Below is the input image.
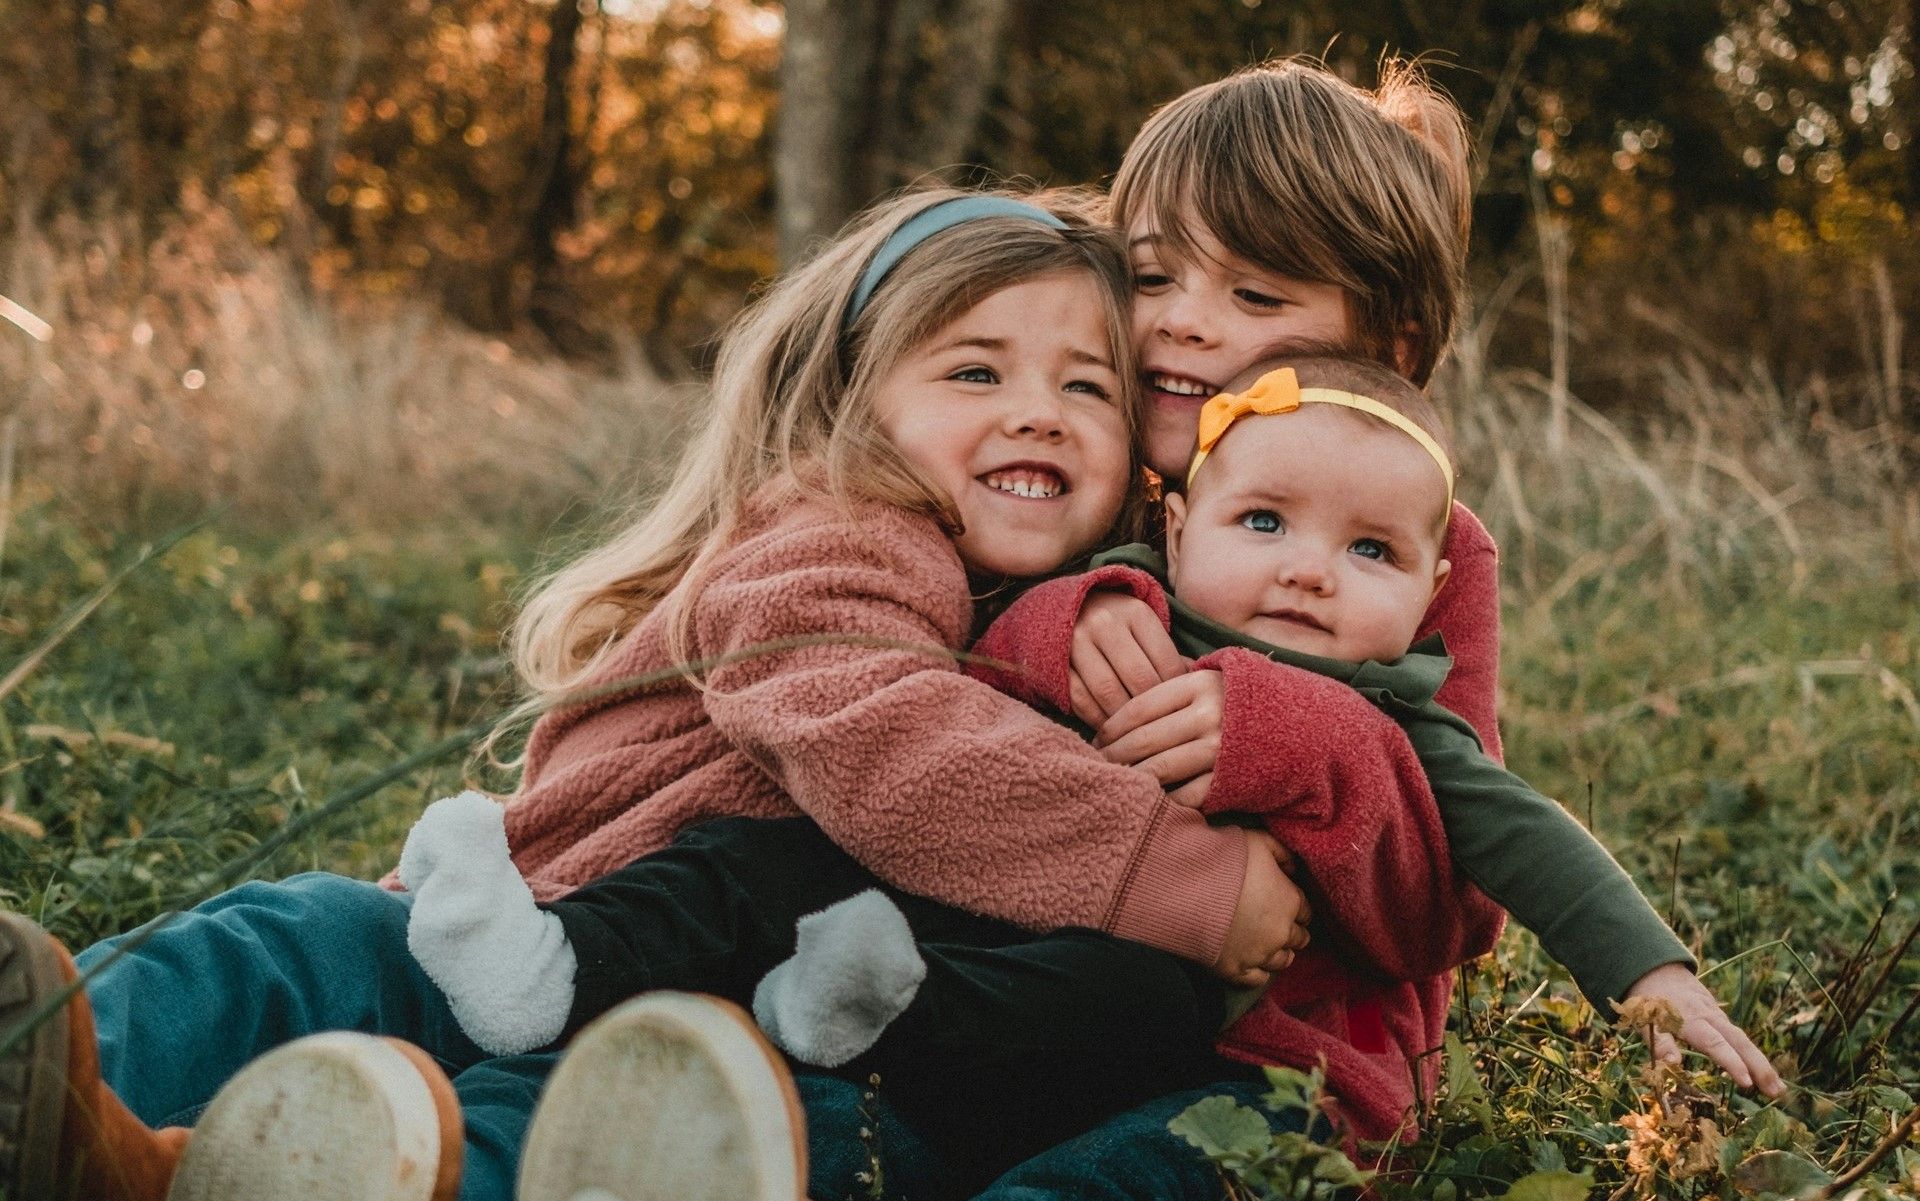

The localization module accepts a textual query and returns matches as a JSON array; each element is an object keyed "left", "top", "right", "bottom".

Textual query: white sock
[
  {"left": 752, "top": 890, "right": 926, "bottom": 1068},
  {"left": 397, "top": 791, "right": 576, "bottom": 1056}
]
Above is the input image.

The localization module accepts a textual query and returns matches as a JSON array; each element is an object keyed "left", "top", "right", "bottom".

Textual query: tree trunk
[
  {"left": 526, "top": 0, "right": 599, "bottom": 353},
  {"left": 775, "top": 0, "right": 883, "bottom": 264},
  {"left": 775, "top": 0, "right": 1014, "bottom": 266},
  {"left": 900, "top": 0, "right": 1012, "bottom": 174},
  {"left": 72, "top": 0, "right": 128, "bottom": 217}
]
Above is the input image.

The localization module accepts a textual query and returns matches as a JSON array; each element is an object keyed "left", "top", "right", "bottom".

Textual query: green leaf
[
  {"left": 1731, "top": 1150, "right": 1834, "bottom": 1199},
  {"left": 1168, "top": 1095, "right": 1271, "bottom": 1161},
  {"left": 1500, "top": 1169, "right": 1595, "bottom": 1201},
  {"left": 1260, "top": 1064, "right": 1319, "bottom": 1115},
  {"left": 1529, "top": 1139, "right": 1569, "bottom": 1174}
]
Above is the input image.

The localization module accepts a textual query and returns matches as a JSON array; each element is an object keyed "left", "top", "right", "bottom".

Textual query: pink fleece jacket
[
  {"left": 487, "top": 492, "right": 1248, "bottom": 965},
  {"left": 968, "top": 502, "right": 1509, "bottom": 1142}
]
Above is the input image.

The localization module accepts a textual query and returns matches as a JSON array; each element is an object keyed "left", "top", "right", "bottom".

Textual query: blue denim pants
[
  {"left": 76, "top": 872, "right": 1301, "bottom": 1201},
  {"left": 76, "top": 872, "right": 550, "bottom": 1201},
  {"left": 801, "top": 1073, "right": 1307, "bottom": 1201}
]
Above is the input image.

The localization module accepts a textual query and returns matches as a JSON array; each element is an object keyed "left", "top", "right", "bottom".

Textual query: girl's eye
[
  {"left": 1065, "top": 379, "right": 1112, "bottom": 400},
  {"left": 950, "top": 366, "right": 998, "bottom": 384},
  {"left": 1350, "top": 538, "right": 1394, "bottom": 563},
  {"left": 1133, "top": 272, "right": 1173, "bottom": 290},
  {"left": 1239, "top": 510, "right": 1283, "bottom": 534},
  {"left": 1234, "top": 288, "right": 1287, "bottom": 310}
]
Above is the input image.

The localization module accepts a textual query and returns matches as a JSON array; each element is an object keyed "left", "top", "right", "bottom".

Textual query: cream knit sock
[
  {"left": 397, "top": 792, "right": 576, "bottom": 1056},
  {"left": 752, "top": 890, "right": 926, "bottom": 1068}
]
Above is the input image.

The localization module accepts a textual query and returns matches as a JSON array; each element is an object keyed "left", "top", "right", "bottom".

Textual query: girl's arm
[
  {"left": 1194, "top": 647, "right": 1507, "bottom": 980},
  {"left": 690, "top": 501, "right": 1246, "bottom": 967}
]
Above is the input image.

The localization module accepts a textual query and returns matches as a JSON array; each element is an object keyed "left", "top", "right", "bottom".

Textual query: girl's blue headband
[{"left": 841, "top": 196, "right": 1069, "bottom": 332}]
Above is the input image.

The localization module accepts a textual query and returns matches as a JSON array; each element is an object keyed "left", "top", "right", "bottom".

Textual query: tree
[{"left": 774, "top": 0, "right": 1012, "bottom": 264}]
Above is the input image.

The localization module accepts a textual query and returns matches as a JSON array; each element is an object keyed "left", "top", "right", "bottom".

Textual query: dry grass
[{"left": 0, "top": 204, "right": 694, "bottom": 529}]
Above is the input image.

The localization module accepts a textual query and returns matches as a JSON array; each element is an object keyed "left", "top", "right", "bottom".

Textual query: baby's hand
[
  {"left": 1097, "top": 669, "right": 1224, "bottom": 806},
  {"left": 1622, "top": 962, "right": 1785, "bottom": 1096},
  {"left": 1069, "top": 591, "right": 1185, "bottom": 726},
  {"left": 1212, "top": 830, "right": 1310, "bottom": 988}
]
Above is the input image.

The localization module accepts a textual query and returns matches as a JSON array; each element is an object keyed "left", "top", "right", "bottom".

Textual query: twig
[{"left": 1815, "top": 1105, "right": 1920, "bottom": 1198}]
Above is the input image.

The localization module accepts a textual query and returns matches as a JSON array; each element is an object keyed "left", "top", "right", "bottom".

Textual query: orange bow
[{"left": 1188, "top": 368, "right": 1303, "bottom": 485}]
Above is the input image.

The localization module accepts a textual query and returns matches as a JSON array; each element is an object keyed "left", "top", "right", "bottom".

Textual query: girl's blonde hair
[
  {"left": 1111, "top": 56, "right": 1471, "bottom": 386},
  {"left": 511, "top": 186, "right": 1141, "bottom": 705}
]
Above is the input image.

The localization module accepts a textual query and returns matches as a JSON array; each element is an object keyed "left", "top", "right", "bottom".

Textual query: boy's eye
[
  {"left": 1234, "top": 288, "right": 1286, "bottom": 310},
  {"left": 1350, "top": 538, "right": 1394, "bottom": 563},
  {"left": 1133, "top": 272, "right": 1173, "bottom": 290},
  {"left": 949, "top": 366, "right": 998, "bottom": 384},
  {"left": 1239, "top": 510, "right": 1283, "bottom": 534}
]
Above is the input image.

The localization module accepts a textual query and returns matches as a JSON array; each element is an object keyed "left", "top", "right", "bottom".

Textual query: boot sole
[
  {"left": 518, "top": 992, "right": 807, "bottom": 1201},
  {"left": 0, "top": 912, "right": 71, "bottom": 1201},
  {"left": 165, "top": 1032, "right": 461, "bottom": 1201}
]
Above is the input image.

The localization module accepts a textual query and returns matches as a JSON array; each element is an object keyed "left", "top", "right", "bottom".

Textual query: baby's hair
[
  {"left": 1111, "top": 56, "right": 1470, "bottom": 386},
  {"left": 510, "top": 186, "right": 1142, "bottom": 705}
]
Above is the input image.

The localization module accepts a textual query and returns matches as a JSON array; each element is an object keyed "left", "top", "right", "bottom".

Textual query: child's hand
[
  {"left": 1069, "top": 591, "right": 1186, "bottom": 726},
  {"left": 1096, "top": 670, "right": 1225, "bottom": 806},
  {"left": 1623, "top": 962, "right": 1786, "bottom": 1096},
  {"left": 1213, "top": 830, "right": 1311, "bottom": 987}
]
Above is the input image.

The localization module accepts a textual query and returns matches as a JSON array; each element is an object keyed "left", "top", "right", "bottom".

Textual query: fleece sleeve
[
  {"left": 690, "top": 507, "right": 1245, "bottom": 966},
  {"left": 967, "top": 565, "right": 1169, "bottom": 713},
  {"left": 1195, "top": 647, "right": 1509, "bottom": 982}
]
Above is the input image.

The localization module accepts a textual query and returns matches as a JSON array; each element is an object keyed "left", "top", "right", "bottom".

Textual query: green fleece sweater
[{"left": 1094, "top": 544, "right": 1692, "bottom": 1017}]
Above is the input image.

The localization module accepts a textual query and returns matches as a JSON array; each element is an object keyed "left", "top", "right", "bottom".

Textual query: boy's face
[
  {"left": 1129, "top": 211, "right": 1355, "bottom": 478},
  {"left": 1164, "top": 404, "right": 1450, "bottom": 663},
  {"left": 872, "top": 271, "right": 1131, "bottom": 579}
]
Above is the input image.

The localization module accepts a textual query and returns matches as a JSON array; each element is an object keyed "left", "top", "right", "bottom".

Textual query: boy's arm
[
  {"left": 1409, "top": 718, "right": 1782, "bottom": 1094},
  {"left": 1193, "top": 647, "right": 1508, "bottom": 981},
  {"left": 1404, "top": 715, "right": 1693, "bottom": 1017},
  {"left": 692, "top": 507, "right": 1245, "bottom": 968}
]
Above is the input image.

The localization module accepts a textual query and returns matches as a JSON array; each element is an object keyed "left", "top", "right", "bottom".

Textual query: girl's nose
[{"left": 1005, "top": 383, "right": 1069, "bottom": 442}]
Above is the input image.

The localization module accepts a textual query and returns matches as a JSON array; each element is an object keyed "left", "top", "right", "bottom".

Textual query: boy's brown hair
[{"left": 1111, "top": 56, "right": 1471, "bottom": 387}]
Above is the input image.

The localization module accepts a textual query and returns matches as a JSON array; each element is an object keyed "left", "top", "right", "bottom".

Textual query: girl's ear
[
  {"left": 1163, "top": 491, "right": 1189, "bottom": 579},
  {"left": 1429, "top": 556, "right": 1452, "bottom": 602}
]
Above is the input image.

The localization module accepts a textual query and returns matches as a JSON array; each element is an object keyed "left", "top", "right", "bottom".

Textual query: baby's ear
[
  {"left": 1429, "top": 556, "right": 1452, "bottom": 601},
  {"left": 1163, "top": 492, "right": 1189, "bottom": 579}
]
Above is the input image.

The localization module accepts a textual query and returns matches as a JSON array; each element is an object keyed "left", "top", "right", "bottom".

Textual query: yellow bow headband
[{"left": 1186, "top": 367, "right": 1456, "bottom": 511}]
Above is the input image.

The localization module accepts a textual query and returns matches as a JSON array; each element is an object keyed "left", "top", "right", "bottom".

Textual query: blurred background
[
  {"left": 0, "top": 0, "right": 1914, "bottom": 524},
  {"left": 1, "top": 12, "right": 1918, "bottom": 1196}
]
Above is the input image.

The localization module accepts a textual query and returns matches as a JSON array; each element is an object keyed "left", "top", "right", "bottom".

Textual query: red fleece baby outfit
[{"left": 969, "top": 502, "right": 1510, "bottom": 1141}]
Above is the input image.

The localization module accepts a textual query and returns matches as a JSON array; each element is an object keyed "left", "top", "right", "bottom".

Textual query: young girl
[{"left": 0, "top": 186, "right": 1308, "bottom": 1201}]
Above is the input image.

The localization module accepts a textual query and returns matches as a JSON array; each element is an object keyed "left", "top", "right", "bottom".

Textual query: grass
[{"left": 1, "top": 230, "right": 1915, "bottom": 1197}]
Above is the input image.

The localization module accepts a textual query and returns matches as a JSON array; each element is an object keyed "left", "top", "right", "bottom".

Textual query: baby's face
[
  {"left": 1164, "top": 404, "right": 1451, "bottom": 663},
  {"left": 1128, "top": 209, "right": 1355, "bottom": 478}
]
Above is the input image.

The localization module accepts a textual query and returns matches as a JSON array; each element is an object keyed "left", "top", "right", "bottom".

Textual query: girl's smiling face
[
  {"left": 1129, "top": 211, "right": 1355, "bottom": 478},
  {"left": 871, "top": 271, "right": 1132, "bottom": 579}
]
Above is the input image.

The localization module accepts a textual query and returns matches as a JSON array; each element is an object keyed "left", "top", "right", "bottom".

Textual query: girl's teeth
[{"left": 984, "top": 470, "right": 1063, "bottom": 499}]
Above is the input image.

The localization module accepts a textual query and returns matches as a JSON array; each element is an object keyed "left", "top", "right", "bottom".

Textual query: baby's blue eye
[
  {"left": 1240, "top": 510, "right": 1283, "bottom": 534},
  {"left": 950, "top": 366, "right": 997, "bottom": 384},
  {"left": 1350, "top": 538, "right": 1391, "bottom": 562}
]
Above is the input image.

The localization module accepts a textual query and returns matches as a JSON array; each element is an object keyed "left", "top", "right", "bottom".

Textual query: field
[{"left": 1, "top": 233, "right": 1916, "bottom": 1198}]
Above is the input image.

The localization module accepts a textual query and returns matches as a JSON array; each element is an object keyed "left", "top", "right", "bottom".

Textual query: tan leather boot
[{"left": 0, "top": 911, "right": 188, "bottom": 1201}]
